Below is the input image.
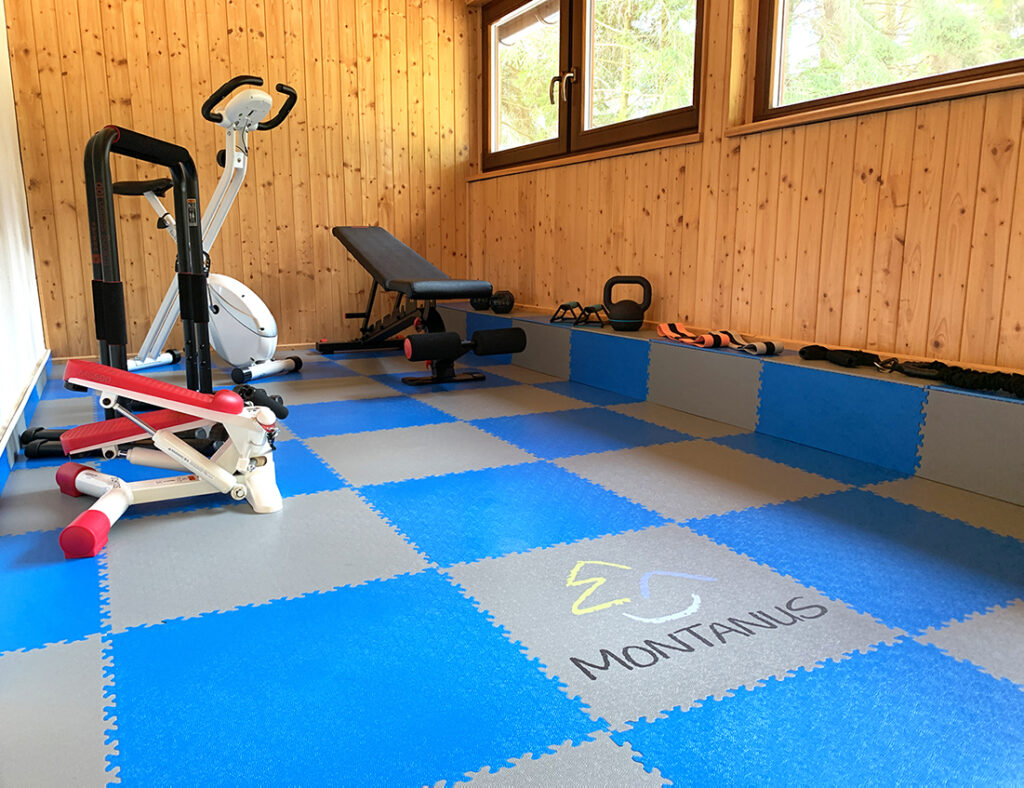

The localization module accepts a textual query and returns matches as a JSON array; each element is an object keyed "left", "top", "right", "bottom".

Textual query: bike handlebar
[
  {"left": 258, "top": 84, "right": 298, "bottom": 130},
  {"left": 201, "top": 75, "right": 298, "bottom": 130},
  {"left": 201, "top": 75, "right": 264, "bottom": 123}
]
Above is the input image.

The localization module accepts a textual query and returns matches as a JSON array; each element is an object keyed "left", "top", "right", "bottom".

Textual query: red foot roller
[{"left": 60, "top": 510, "right": 111, "bottom": 559}]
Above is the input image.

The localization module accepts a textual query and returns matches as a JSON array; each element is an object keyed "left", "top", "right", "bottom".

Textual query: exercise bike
[{"left": 120, "top": 74, "right": 301, "bottom": 384}]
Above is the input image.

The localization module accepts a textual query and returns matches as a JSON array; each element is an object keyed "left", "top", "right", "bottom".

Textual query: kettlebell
[{"left": 603, "top": 275, "right": 652, "bottom": 331}]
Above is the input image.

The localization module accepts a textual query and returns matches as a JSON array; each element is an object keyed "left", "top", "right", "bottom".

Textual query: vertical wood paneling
[{"left": 6, "top": 0, "right": 476, "bottom": 357}]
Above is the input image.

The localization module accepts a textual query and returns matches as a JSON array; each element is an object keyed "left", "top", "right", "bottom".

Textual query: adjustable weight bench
[{"left": 315, "top": 226, "right": 493, "bottom": 354}]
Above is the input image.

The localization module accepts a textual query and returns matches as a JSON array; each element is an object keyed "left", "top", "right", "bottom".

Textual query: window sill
[
  {"left": 468, "top": 131, "right": 703, "bottom": 182},
  {"left": 727, "top": 71, "right": 1024, "bottom": 138}
]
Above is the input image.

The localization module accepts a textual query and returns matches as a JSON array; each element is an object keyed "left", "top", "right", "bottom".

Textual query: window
[
  {"left": 755, "top": 0, "right": 1024, "bottom": 118},
  {"left": 482, "top": 0, "right": 704, "bottom": 170}
]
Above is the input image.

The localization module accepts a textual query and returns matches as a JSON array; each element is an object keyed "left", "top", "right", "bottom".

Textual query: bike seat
[{"left": 112, "top": 177, "right": 173, "bottom": 197}]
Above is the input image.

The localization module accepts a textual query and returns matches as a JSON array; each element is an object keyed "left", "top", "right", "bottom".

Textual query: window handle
[
  {"left": 549, "top": 69, "right": 577, "bottom": 105},
  {"left": 560, "top": 68, "right": 577, "bottom": 102},
  {"left": 549, "top": 74, "right": 562, "bottom": 105}
]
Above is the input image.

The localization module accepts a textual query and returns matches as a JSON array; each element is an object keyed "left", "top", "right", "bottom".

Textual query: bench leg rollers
[{"left": 402, "top": 327, "right": 526, "bottom": 386}]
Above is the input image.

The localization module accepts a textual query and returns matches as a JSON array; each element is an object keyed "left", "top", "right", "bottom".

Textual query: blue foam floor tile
[
  {"left": 685, "top": 489, "right": 1024, "bottom": 634},
  {"left": 359, "top": 461, "right": 668, "bottom": 565},
  {"left": 280, "top": 395, "right": 455, "bottom": 438},
  {"left": 757, "top": 363, "right": 926, "bottom": 474},
  {"left": 370, "top": 370, "right": 520, "bottom": 394},
  {"left": 570, "top": 331, "right": 650, "bottom": 401},
  {"left": 714, "top": 432, "right": 907, "bottom": 486},
  {"left": 472, "top": 408, "right": 688, "bottom": 460},
  {"left": 109, "top": 571, "right": 597, "bottom": 785},
  {"left": 270, "top": 439, "right": 347, "bottom": 497},
  {"left": 40, "top": 378, "right": 91, "bottom": 400},
  {"left": 536, "top": 380, "right": 641, "bottom": 406},
  {"left": 280, "top": 359, "right": 359, "bottom": 381},
  {"left": 0, "top": 529, "right": 103, "bottom": 655},
  {"left": 613, "top": 640, "right": 1024, "bottom": 785}
]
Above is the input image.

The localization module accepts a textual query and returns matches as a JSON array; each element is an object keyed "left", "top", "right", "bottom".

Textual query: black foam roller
[
  {"left": 404, "top": 331, "right": 464, "bottom": 362},
  {"left": 471, "top": 327, "right": 527, "bottom": 356}
]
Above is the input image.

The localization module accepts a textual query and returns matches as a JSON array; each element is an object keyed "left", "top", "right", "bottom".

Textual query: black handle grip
[
  {"left": 202, "top": 75, "right": 264, "bottom": 123},
  {"left": 234, "top": 384, "right": 289, "bottom": 420},
  {"left": 258, "top": 83, "right": 298, "bottom": 130},
  {"left": 603, "top": 275, "right": 652, "bottom": 312}
]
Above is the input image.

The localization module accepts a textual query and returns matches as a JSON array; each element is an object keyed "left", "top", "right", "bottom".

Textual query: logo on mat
[{"left": 566, "top": 560, "right": 718, "bottom": 623}]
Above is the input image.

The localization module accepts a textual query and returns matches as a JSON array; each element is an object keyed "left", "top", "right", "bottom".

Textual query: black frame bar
[{"left": 84, "top": 125, "right": 212, "bottom": 393}]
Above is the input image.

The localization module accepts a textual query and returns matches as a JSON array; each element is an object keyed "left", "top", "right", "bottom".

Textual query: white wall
[{"left": 0, "top": 0, "right": 47, "bottom": 448}]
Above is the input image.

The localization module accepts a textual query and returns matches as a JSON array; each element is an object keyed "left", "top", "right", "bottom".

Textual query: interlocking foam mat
[{"left": 2, "top": 350, "right": 1022, "bottom": 785}]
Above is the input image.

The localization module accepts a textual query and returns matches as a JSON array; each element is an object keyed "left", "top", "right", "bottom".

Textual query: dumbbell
[
  {"left": 470, "top": 290, "right": 515, "bottom": 314},
  {"left": 402, "top": 327, "right": 527, "bottom": 386}
]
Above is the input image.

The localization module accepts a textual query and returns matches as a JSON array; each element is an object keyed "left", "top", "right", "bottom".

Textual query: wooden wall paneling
[
  {"left": 676, "top": 143, "right": 703, "bottom": 325},
  {"left": 437, "top": 0, "right": 457, "bottom": 271},
  {"left": 661, "top": 148, "right": 686, "bottom": 322},
  {"left": 535, "top": 169, "right": 555, "bottom": 305},
  {"left": 730, "top": 135, "right": 761, "bottom": 332},
  {"left": 516, "top": 172, "right": 536, "bottom": 300},
  {"left": 406, "top": 0, "right": 427, "bottom": 254},
  {"left": 5, "top": 0, "right": 65, "bottom": 352},
  {"left": 747, "top": 130, "right": 779, "bottom": 334},
  {"left": 37, "top": 0, "right": 90, "bottom": 355},
  {"left": 711, "top": 138, "right": 741, "bottom": 327},
  {"left": 959, "top": 90, "right": 1024, "bottom": 364},
  {"left": 466, "top": 182, "right": 485, "bottom": 282},
  {"left": 814, "top": 117, "right": 856, "bottom": 345},
  {"left": 284, "top": 0, "right": 317, "bottom": 341},
  {"left": 262, "top": 0, "right": 299, "bottom": 338},
  {"left": 649, "top": 152, "right": 671, "bottom": 323},
  {"left": 453, "top": 3, "right": 473, "bottom": 279},
  {"left": 356, "top": 0, "right": 380, "bottom": 230},
  {"left": 390, "top": 1, "right": 413, "bottom": 250},
  {"left": 839, "top": 114, "right": 886, "bottom": 348},
  {"left": 596, "top": 158, "right": 619, "bottom": 308},
  {"left": 768, "top": 126, "right": 804, "bottom": 337},
  {"left": 895, "top": 102, "right": 950, "bottom": 356},
  {"left": 865, "top": 107, "right": 916, "bottom": 351},
  {"left": 421, "top": 0, "right": 442, "bottom": 262},
  {"left": 997, "top": 116, "right": 1024, "bottom": 368},
  {"left": 582, "top": 160, "right": 605, "bottom": 311},
  {"left": 337, "top": 0, "right": 367, "bottom": 323},
  {"left": 372, "top": 0, "right": 395, "bottom": 235},
  {"left": 303, "top": 0, "right": 339, "bottom": 339},
  {"left": 791, "top": 122, "right": 829, "bottom": 341},
  {"left": 926, "top": 95, "right": 987, "bottom": 360}
]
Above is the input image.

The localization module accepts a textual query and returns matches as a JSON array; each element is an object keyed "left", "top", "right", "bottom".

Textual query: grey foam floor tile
[
  {"left": 25, "top": 396, "right": 98, "bottom": 429},
  {"left": 104, "top": 488, "right": 430, "bottom": 632},
  {"left": 484, "top": 364, "right": 563, "bottom": 385},
  {"left": 341, "top": 355, "right": 427, "bottom": 375},
  {"left": 0, "top": 634, "right": 112, "bottom": 786},
  {"left": 306, "top": 422, "right": 536, "bottom": 486},
  {"left": 438, "top": 305, "right": 468, "bottom": 337},
  {"left": 255, "top": 375, "right": 397, "bottom": 404},
  {"left": 557, "top": 440, "right": 845, "bottom": 523},
  {"left": 0, "top": 465, "right": 91, "bottom": 536},
  {"left": 609, "top": 401, "right": 748, "bottom": 440},
  {"left": 447, "top": 524, "right": 900, "bottom": 730},
  {"left": 513, "top": 320, "right": 571, "bottom": 379},
  {"left": 867, "top": 478, "right": 1024, "bottom": 542},
  {"left": 146, "top": 367, "right": 235, "bottom": 388},
  {"left": 413, "top": 385, "right": 586, "bottom": 421},
  {"left": 917, "top": 600, "right": 1024, "bottom": 688},
  {"left": 647, "top": 342, "right": 761, "bottom": 430},
  {"left": 917, "top": 389, "right": 1024, "bottom": 506},
  {"left": 763, "top": 352, "right": 934, "bottom": 389},
  {"left": 464, "top": 731, "right": 665, "bottom": 786}
]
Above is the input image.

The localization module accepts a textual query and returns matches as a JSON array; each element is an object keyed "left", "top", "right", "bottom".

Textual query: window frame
[
  {"left": 481, "top": 0, "right": 704, "bottom": 171},
  {"left": 753, "top": 0, "right": 1024, "bottom": 121}
]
